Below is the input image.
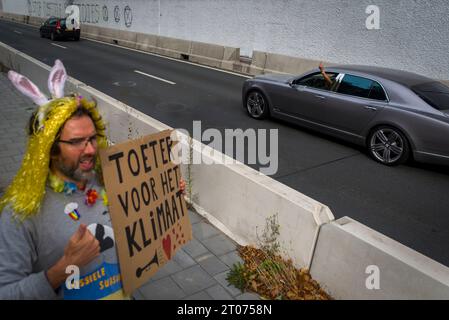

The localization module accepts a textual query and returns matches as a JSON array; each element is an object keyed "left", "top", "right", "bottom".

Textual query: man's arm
[
  {"left": 319, "top": 62, "right": 333, "bottom": 87},
  {"left": 0, "top": 210, "right": 58, "bottom": 299},
  {"left": 0, "top": 211, "right": 100, "bottom": 299}
]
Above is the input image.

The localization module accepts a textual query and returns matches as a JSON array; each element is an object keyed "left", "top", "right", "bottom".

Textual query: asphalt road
[{"left": 1, "top": 20, "right": 449, "bottom": 267}]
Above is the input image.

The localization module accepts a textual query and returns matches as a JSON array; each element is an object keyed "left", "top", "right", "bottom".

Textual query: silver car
[{"left": 242, "top": 65, "right": 449, "bottom": 166}]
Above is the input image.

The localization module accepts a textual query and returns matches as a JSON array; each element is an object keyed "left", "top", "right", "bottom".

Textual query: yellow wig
[{"left": 0, "top": 61, "right": 108, "bottom": 220}]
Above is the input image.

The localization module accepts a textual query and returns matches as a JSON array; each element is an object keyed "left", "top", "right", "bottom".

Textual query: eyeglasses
[{"left": 58, "top": 134, "right": 99, "bottom": 150}]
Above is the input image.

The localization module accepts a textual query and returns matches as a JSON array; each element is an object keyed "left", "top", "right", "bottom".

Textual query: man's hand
[
  {"left": 179, "top": 178, "right": 186, "bottom": 195},
  {"left": 63, "top": 224, "right": 100, "bottom": 267},
  {"left": 319, "top": 62, "right": 333, "bottom": 87},
  {"left": 319, "top": 62, "right": 325, "bottom": 72},
  {"left": 46, "top": 224, "right": 100, "bottom": 290}
]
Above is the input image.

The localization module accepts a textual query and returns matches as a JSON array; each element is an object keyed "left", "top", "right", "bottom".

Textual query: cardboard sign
[{"left": 99, "top": 129, "right": 192, "bottom": 295}]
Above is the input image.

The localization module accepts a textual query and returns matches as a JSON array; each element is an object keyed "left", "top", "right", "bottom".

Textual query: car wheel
[
  {"left": 40, "top": 32, "right": 44, "bottom": 38},
  {"left": 74, "top": 35, "right": 80, "bottom": 41},
  {"left": 246, "top": 91, "right": 269, "bottom": 119},
  {"left": 368, "top": 126, "right": 410, "bottom": 166},
  {"left": 50, "top": 32, "right": 55, "bottom": 41}
]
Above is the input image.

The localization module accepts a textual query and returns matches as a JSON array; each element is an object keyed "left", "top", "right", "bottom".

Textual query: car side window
[
  {"left": 369, "top": 82, "right": 387, "bottom": 101},
  {"left": 294, "top": 72, "right": 338, "bottom": 91},
  {"left": 337, "top": 75, "right": 374, "bottom": 99},
  {"left": 338, "top": 74, "right": 387, "bottom": 101}
]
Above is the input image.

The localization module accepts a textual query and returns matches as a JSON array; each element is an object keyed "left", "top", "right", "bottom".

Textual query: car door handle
[
  {"left": 364, "top": 106, "right": 378, "bottom": 111},
  {"left": 314, "top": 95, "right": 326, "bottom": 100}
]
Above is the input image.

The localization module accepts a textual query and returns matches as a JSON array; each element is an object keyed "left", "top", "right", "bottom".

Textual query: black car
[{"left": 39, "top": 17, "right": 80, "bottom": 41}]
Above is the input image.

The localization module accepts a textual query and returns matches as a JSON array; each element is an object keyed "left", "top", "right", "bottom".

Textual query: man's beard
[{"left": 54, "top": 156, "right": 96, "bottom": 182}]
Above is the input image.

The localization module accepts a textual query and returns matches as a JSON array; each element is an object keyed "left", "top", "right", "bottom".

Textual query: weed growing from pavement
[{"left": 227, "top": 214, "right": 332, "bottom": 300}]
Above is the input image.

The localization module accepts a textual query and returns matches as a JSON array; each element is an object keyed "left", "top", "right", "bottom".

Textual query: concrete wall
[
  {"left": 2, "top": 42, "right": 449, "bottom": 299},
  {"left": 1, "top": 0, "right": 449, "bottom": 81}
]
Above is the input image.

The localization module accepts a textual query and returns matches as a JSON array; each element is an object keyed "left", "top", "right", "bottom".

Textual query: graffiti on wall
[
  {"left": 27, "top": 1, "right": 72, "bottom": 18},
  {"left": 113, "top": 5, "right": 119, "bottom": 23},
  {"left": 26, "top": 1, "right": 132, "bottom": 28},
  {"left": 124, "top": 5, "right": 132, "bottom": 28},
  {"left": 102, "top": 4, "right": 107, "bottom": 22}
]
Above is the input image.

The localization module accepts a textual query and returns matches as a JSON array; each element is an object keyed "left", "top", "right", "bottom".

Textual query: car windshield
[{"left": 411, "top": 82, "right": 449, "bottom": 111}]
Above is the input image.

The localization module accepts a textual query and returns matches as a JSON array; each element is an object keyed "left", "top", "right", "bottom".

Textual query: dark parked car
[
  {"left": 243, "top": 65, "right": 449, "bottom": 166},
  {"left": 39, "top": 17, "right": 80, "bottom": 41}
]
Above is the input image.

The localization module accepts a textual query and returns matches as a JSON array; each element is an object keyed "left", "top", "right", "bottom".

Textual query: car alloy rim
[
  {"left": 370, "top": 128, "right": 404, "bottom": 163},
  {"left": 247, "top": 92, "right": 265, "bottom": 117}
]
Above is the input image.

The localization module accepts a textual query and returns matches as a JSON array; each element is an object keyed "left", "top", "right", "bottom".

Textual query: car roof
[{"left": 327, "top": 65, "right": 434, "bottom": 87}]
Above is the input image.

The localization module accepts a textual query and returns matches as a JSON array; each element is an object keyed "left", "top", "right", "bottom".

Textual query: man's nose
[{"left": 83, "top": 140, "right": 96, "bottom": 155}]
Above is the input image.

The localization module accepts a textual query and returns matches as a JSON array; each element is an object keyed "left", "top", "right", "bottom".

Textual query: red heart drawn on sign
[{"left": 162, "top": 235, "right": 171, "bottom": 260}]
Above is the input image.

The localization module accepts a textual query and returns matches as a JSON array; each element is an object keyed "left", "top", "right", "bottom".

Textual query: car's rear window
[
  {"left": 60, "top": 19, "right": 66, "bottom": 27},
  {"left": 411, "top": 82, "right": 449, "bottom": 111}
]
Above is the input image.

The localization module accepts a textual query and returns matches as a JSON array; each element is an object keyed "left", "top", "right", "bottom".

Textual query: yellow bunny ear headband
[{"left": 0, "top": 59, "right": 108, "bottom": 220}]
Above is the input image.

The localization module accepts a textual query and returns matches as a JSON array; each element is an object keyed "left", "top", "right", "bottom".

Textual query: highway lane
[{"left": 1, "top": 19, "right": 449, "bottom": 267}]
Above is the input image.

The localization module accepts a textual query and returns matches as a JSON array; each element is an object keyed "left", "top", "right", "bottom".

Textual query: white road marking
[
  {"left": 86, "top": 38, "right": 252, "bottom": 79},
  {"left": 14, "top": 30, "right": 22, "bottom": 35},
  {"left": 51, "top": 43, "right": 67, "bottom": 49},
  {"left": 134, "top": 70, "right": 176, "bottom": 85}
]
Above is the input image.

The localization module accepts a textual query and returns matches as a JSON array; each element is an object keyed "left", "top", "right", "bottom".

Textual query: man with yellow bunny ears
[{"left": 0, "top": 60, "right": 127, "bottom": 299}]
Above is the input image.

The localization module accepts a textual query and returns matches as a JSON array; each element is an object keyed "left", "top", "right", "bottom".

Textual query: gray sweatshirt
[{"left": 0, "top": 175, "right": 125, "bottom": 299}]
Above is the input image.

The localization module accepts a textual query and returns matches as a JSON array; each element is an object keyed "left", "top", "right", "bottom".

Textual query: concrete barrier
[
  {"left": 310, "top": 217, "right": 449, "bottom": 299},
  {"left": 231, "top": 51, "right": 323, "bottom": 76},
  {"left": 188, "top": 41, "right": 241, "bottom": 70},
  {"left": 0, "top": 11, "right": 25, "bottom": 23},
  {"left": 263, "top": 51, "right": 323, "bottom": 75},
  {"left": 189, "top": 41, "right": 225, "bottom": 68},
  {"left": 28, "top": 16, "right": 45, "bottom": 26},
  {"left": 135, "top": 32, "right": 158, "bottom": 52},
  {"left": 81, "top": 24, "right": 138, "bottom": 49},
  {"left": 187, "top": 147, "right": 334, "bottom": 268},
  {"left": 250, "top": 51, "right": 267, "bottom": 74}
]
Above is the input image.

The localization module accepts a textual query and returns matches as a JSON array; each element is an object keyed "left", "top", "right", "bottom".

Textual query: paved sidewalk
[{"left": 0, "top": 71, "right": 260, "bottom": 300}]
